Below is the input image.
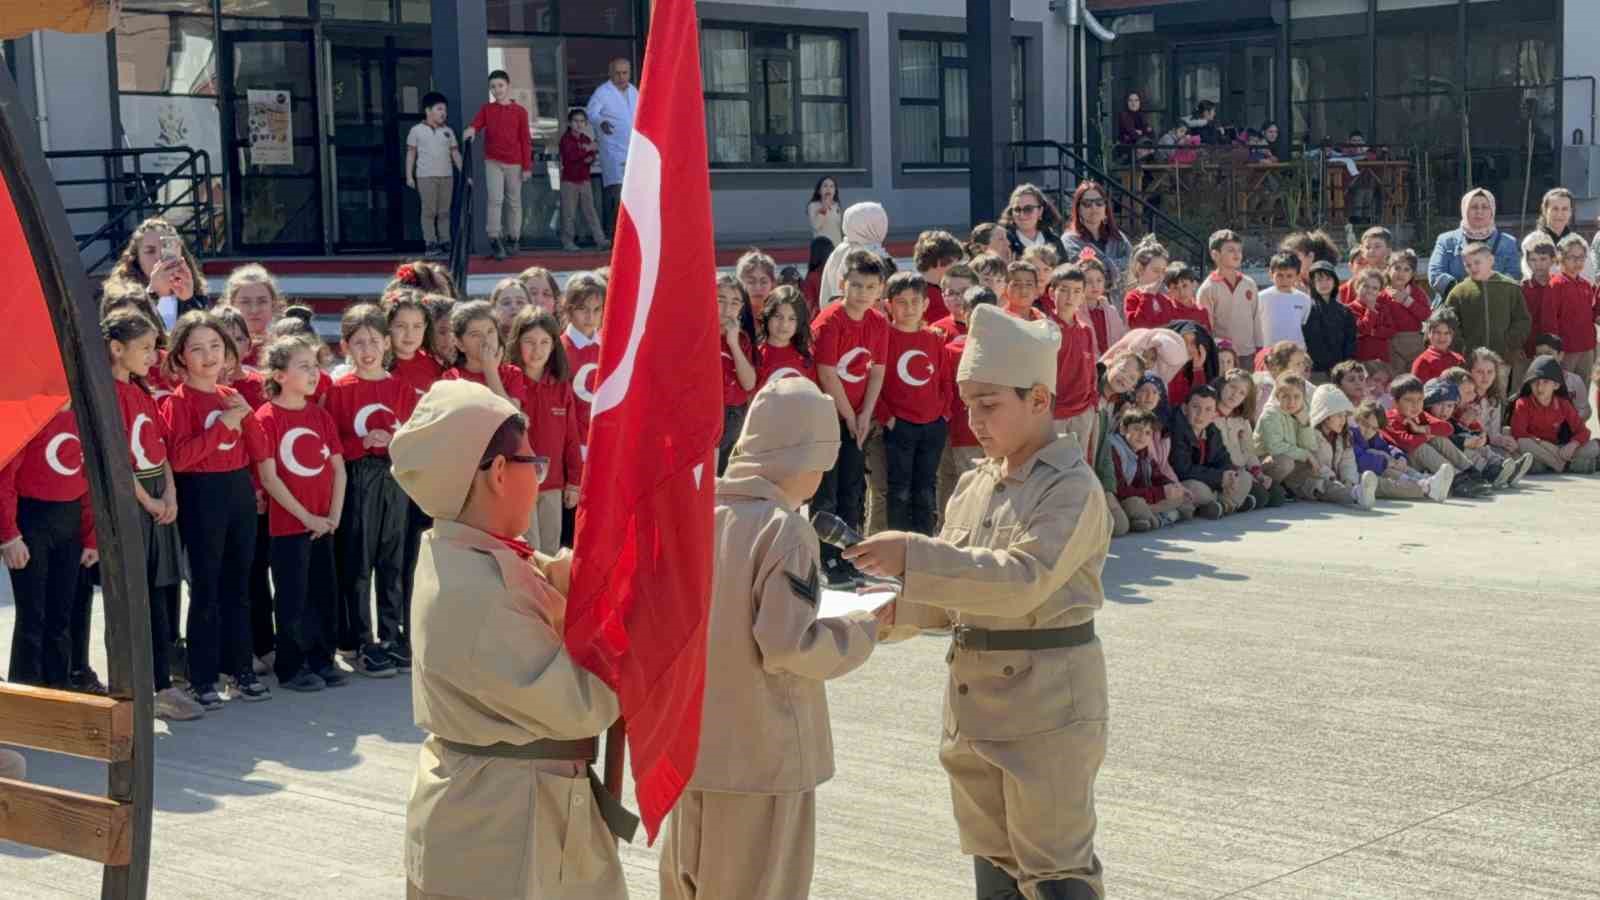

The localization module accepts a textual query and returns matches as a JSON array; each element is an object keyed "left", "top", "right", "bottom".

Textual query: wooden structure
[{"left": 0, "top": 64, "right": 156, "bottom": 898}]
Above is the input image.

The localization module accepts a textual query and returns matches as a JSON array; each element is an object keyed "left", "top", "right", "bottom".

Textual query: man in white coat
[{"left": 584, "top": 57, "right": 638, "bottom": 234}]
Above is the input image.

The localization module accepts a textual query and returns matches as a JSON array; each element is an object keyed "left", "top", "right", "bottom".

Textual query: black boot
[
  {"left": 974, "top": 857, "right": 1023, "bottom": 900},
  {"left": 1032, "top": 877, "right": 1100, "bottom": 900}
]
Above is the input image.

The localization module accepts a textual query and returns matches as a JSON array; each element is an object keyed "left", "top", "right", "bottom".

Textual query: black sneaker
[
  {"left": 189, "top": 686, "right": 224, "bottom": 710},
  {"left": 233, "top": 671, "right": 271, "bottom": 702},
  {"left": 821, "top": 558, "right": 862, "bottom": 591},
  {"left": 1265, "top": 484, "right": 1287, "bottom": 508},
  {"left": 316, "top": 664, "right": 350, "bottom": 688},
  {"left": 356, "top": 644, "right": 397, "bottom": 678},
  {"left": 1237, "top": 494, "right": 1258, "bottom": 514},
  {"left": 1196, "top": 500, "right": 1224, "bottom": 520},
  {"left": 383, "top": 641, "right": 412, "bottom": 673},
  {"left": 280, "top": 670, "right": 325, "bottom": 693},
  {"left": 491, "top": 237, "right": 508, "bottom": 261},
  {"left": 70, "top": 668, "right": 108, "bottom": 695}
]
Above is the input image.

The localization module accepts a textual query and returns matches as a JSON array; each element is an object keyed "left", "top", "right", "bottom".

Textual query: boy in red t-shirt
[
  {"left": 1048, "top": 264, "right": 1099, "bottom": 461},
  {"left": 913, "top": 230, "right": 964, "bottom": 325},
  {"left": 557, "top": 108, "right": 608, "bottom": 252},
  {"left": 462, "top": 69, "right": 533, "bottom": 260},
  {"left": 812, "top": 250, "right": 889, "bottom": 586},
  {"left": 1163, "top": 262, "right": 1211, "bottom": 331},
  {"left": 879, "top": 271, "right": 950, "bottom": 536},
  {"left": 936, "top": 286, "right": 997, "bottom": 521}
]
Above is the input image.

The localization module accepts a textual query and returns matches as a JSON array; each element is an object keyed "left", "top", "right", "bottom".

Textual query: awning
[{"left": 0, "top": 0, "right": 118, "bottom": 40}]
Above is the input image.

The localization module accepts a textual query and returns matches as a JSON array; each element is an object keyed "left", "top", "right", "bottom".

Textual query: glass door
[
  {"left": 1175, "top": 47, "right": 1225, "bottom": 128},
  {"left": 223, "top": 29, "right": 323, "bottom": 255}
]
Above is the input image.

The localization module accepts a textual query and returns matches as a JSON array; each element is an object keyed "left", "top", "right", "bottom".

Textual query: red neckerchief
[{"left": 494, "top": 534, "right": 538, "bottom": 560}]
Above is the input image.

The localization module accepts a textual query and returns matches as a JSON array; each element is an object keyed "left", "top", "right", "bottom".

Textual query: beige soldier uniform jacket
[
  {"left": 406, "top": 520, "right": 624, "bottom": 899},
  {"left": 689, "top": 475, "right": 879, "bottom": 792},
  {"left": 901, "top": 437, "right": 1111, "bottom": 740}
]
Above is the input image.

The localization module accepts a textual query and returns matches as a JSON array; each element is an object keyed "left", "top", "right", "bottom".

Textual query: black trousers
[
  {"left": 72, "top": 563, "right": 96, "bottom": 678},
  {"left": 269, "top": 532, "right": 337, "bottom": 681},
  {"left": 813, "top": 416, "right": 866, "bottom": 571},
  {"left": 400, "top": 497, "right": 431, "bottom": 636},
  {"left": 6, "top": 497, "right": 82, "bottom": 687},
  {"left": 338, "top": 456, "right": 409, "bottom": 649},
  {"left": 716, "top": 403, "right": 748, "bottom": 476},
  {"left": 174, "top": 470, "right": 257, "bottom": 691},
  {"left": 249, "top": 511, "right": 274, "bottom": 659},
  {"left": 884, "top": 418, "right": 949, "bottom": 536}
]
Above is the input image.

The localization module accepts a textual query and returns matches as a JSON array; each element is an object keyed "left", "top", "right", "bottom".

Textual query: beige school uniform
[
  {"left": 658, "top": 475, "right": 878, "bottom": 900},
  {"left": 405, "top": 520, "right": 625, "bottom": 900},
  {"left": 892, "top": 437, "right": 1112, "bottom": 900}
]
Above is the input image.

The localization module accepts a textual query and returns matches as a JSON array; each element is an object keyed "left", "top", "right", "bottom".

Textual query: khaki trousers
[
  {"left": 1262, "top": 456, "right": 1321, "bottom": 500},
  {"left": 1567, "top": 348, "right": 1596, "bottom": 394},
  {"left": 1103, "top": 490, "right": 1130, "bottom": 538},
  {"left": 529, "top": 490, "right": 562, "bottom": 554},
  {"left": 1408, "top": 437, "right": 1473, "bottom": 474},
  {"left": 937, "top": 444, "right": 985, "bottom": 526},
  {"left": 1120, "top": 494, "right": 1193, "bottom": 530},
  {"left": 658, "top": 789, "right": 816, "bottom": 900},
  {"left": 939, "top": 639, "right": 1108, "bottom": 900},
  {"left": 864, "top": 426, "right": 887, "bottom": 535},
  {"left": 1518, "top": 437, "right": 1600, "bottom": 473},
  {"left": 1181, "top": 474, "right": 1253, "bottom": 513},
  {"left": 560, "top": 180, "right": 606, "bottom": 246},
  {"left": 1389, "top": 331, "right": 1426, "bottom": 373},
  {"left": 416, "top": 175, "right": 452, "bottom": 245},
  {"left": 1052, "top": 408, "right": 1096, "bottom": 463},
  {"left": 483, "top": 159, "right": 523, "bottom": 241},
  {"left": 1376, "top": 474, "right": 1427, "bottom": 500}
]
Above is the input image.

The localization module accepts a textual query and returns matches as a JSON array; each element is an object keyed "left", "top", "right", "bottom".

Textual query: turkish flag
[
  {"left": 564, "top": 0, "right": 721, "bottom": 843},
  {"left": 0, "top": 167, "right": 69, "bottom": 470}
]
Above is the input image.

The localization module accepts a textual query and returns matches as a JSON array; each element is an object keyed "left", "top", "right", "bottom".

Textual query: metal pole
[
  {"left": 433, "top": 0, "right": 490, "bottom": 256},
  {"left": 967, "top": 0, "right": 1011, "bottom": 226}
]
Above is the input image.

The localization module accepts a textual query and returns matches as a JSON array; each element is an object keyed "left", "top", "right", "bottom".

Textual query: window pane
[
  {"left": 899, "top": 39, "right": 938, "bottom": 101},
  {"left": 1292, "top": 38, "right": 1364, "bottom": 101},
  {"left": 1376, "top": 93, "right": 1455, "bottom": 146},
  {"left": 798, "top": 34, "right": 843, "bottom": 96},
  {"left": 943, "top": 40, "right": 966, "bottom": 60},
  {"left": 560, "top": 0, "right": 636, "bottom": 35},
  {"left": 944, "top": 146, "right": 970, "bottom": 165},
  {"left": 322, "top": 0, "right": 392, "bottom": 21},
  {"left": 802, "top": 101, "right": 847, "bottom": 163},
  {"left": 118, "top": 14, "right": 218, "bottom": 95},
  {"left": 487, "top": 0, "right": 555, "bottom": 31},
  {"left": 943, "top": 66, "right": 969, "bottom": 139},
  {"left": 220, "top": 0, "right": 310, "bottom": 15},
  {"left": 1468, "top": 31, "right": 1555, "bottom": 90},
  {"left": 702, "top": 28, "right": 749, "bottom": 93},
  {"left": 757, "top": 55, "right": 792, "bottom": 135},
  {"left": 400, "top": 0, "right": 430, "bottom": 22},
  {"left": 706, "top": 98, "right": 752, "bottom": 163},
  {"left": 1011, "top": 41, "right": 1023, "bottom": 102},
  {"left": 1291, "top": 99, "right": 1364, "bottom": 143},
  {"left": 897, "top": 104, "right": 939, "bottom": 165}
]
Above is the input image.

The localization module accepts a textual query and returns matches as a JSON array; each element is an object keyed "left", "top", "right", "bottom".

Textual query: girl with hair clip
[
  {"left": 159, "top": 311, "right": 269, "bottom": 709},
  {"left": 1381, "top": 249, "right": 1431, "bottom": 372},
  {"left": 253, "top": 336, "right": 349, "bottom": 692},
  {"left": 385, "top": 290, "right": 445, "bottom": 400},
  {"left": 101, "top": 292, "right": 176, "bottom": 400},
  {"left": 1077, "top": 252, "right": 1127, "bottom": 356},
  {"left": 561, "top": 272, "right": 607, "bottom": 459},
  {"left": 1124, "top": 236, "right": 1171, "bottom": 326},
  {"left": 104, "top": 310, "right": 204, "bottom": 719},
  {"left": 487, "top": 276, "right": 532, "bottom": 338},
  {"left": 716, "top": 273, "right": 760, "bottom": 475},
  {"left": 757, "top": 285, "right": 818, "bottom": 390},
  {"left": 421, "top": 292, "right": 456, "bottom": 361},
  {"left": 221, "top": 263, "right": 284, "bottom": 368},
  {"left": 510, "top": 308, "right": 582, "bottom": 553},
  {"left": 1215, "top": 369, "right": 1285, "bottom": 506},
  {"left": 515, "top": 266, "right": 561, "bottom": 318},
  {"left": 440, "top": 300, "right": 529, "bottom": 410},
  {"left": 103, "top": 217, "right": 210, "bottom": 328},
  {"left": 386, "top": 259, "right": 460, "bottom": 300}
]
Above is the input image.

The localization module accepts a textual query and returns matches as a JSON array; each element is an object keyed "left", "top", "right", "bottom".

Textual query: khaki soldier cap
[
  {"left": 391, "top": 379, "right": 522, "bottom": 520},
  {"left": 724, "top": 377, "right": 841, "bottom": 481},
  {"left": 957, "top": 303, "right": 1061, "bottom": 391}
]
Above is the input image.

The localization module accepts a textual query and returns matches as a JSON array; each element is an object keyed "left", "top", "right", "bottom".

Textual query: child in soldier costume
[
  {"left": 848, "top": 303, "right": 1113, "bottom": 900},
  {"left": 390, "top": 380, "right": 636, "bottom": 900},
  {"left": 658, "top": 377, "right": 888, "bottom": 899}
]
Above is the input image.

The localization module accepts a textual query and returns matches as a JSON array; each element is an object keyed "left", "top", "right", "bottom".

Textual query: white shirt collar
[{"left": 565, "top": 323, "right": 599, "bottom": 349}]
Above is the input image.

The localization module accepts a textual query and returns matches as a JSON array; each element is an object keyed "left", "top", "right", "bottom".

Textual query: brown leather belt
[
  {"left": 434, "top": 736, "right": 638, "bottom": 842},
  {"left": 951, "top": 620, "right": 1095, "bottom": 652}
]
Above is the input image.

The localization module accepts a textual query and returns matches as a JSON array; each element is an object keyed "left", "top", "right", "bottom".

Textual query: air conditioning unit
[{"left": 1562, "top": 145, "right": 1600, "bottom": 200}]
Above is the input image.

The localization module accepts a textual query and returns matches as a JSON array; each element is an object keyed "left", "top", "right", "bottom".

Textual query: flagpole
[{"left": 603, "top": 719, "right": 627, "bottom": 799}]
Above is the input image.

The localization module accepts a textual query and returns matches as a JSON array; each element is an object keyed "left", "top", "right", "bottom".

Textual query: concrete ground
[{"left": 3, "top": 474, "right": 1599, "bottom": 899}]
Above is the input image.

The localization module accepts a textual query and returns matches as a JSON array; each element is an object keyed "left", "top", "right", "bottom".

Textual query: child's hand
[
  {"left": 872, "top": 599, "right": 897, "bottom": 632},
  {"left": 563, "top": 484, "right": 580, "bottom": 509},
  {"left": 1163, "top": 484, "right": 1186, "bottom": 502},
  {"left": 220, "top": 393, "right": 251, "bottom": 430},
  {"left": 302, "top": 514, "right": 336, "bottom": 538},
  {"left": 138, "top": 493, "right": 166, "bottom": 519},
  {"left": 2, "top": 538, "right": 29, "bottom": 570},
  {"left": 80, "top": 548, "right": 99, "bottom": 568},
  {"left": 363, "top": 429, "right": 392, "bottom": 449},
  {"left": 854, "top": 412, "right": 873, "bottom": 448},
  {"left": 842, "top": 414, "right": 860, "bottom": 443},
  {"left": 1466, "top": 435, "right": 1485, "bottom": 450},
  {"left": 160, "top": 494, "right": 179, "bottom": 525}
]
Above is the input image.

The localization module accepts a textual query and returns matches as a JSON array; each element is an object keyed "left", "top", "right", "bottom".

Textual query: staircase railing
[
  {"left": 45, "top": 145, "right": 218, "bottom": 274},
  {"left": 1007, "top": 139, "right": 1209, "bottom": 271}
]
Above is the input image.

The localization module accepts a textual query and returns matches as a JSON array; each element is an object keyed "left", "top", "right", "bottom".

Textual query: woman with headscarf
[
  {"left": 817, "top": 201, "right": 888, "bottom": 307},
  {"left": 1059, "top": 180, "right": 1133, "bottom": 292},
  {"left": 1427, "top": 188, "right": 1520, "bottom": 299}
]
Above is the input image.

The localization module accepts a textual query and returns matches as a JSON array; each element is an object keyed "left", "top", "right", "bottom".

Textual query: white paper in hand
[{"left": 818, "top": 589, "right": 895, "bottom": 620}]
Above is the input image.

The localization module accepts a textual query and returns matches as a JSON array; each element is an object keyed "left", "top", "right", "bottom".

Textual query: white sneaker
[
  {"left": 155, "top": 686, "right": 205, "bottom": 721},
  {"left": 1428, "top": 463, "right": 1455, "bottom": 501},
  {"left": 1511, "top": 452, "right": 1535, "bottom": 486},
  {"left": 1356, "top": 471, "right": 1378, "bottom": 509}
]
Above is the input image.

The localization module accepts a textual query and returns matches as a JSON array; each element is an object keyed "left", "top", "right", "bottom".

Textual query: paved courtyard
[{"left": 3, "top": 475, "right": 1599, "bottom": 899}]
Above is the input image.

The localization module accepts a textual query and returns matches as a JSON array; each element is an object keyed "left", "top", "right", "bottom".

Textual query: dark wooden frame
[{"left": 0, "top": 65, "right": 155, "bottom": 899}]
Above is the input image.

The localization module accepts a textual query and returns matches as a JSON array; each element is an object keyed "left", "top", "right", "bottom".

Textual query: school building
[{"left": 0, "top": 0, "right": 1091, "bottom": 272}]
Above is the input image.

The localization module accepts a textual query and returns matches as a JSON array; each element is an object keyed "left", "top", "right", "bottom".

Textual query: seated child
[
  {"left": 1165, "top": 320, "right": 1218, "bottom": 408},
  {"left": 1465, "top": 348, "right": 1517, "bottom": 455},
  {"left": 1252, "top": 375, "right": 1323, "bottom": 501},
  {"left": 1442, "top": 366, "right": 1533, "bottom": 487},
  {"left": 1352, "top": 400, "right": 1452, "bottom": 501},
  {"left": 1411, "top": 310, "right": 1465, "bottom": 382},
  {"left": 1308, "top": 384, "right": 1379, "bottom": 509},
  {"left": 1254, "top": 341, "right": 1314, "bottom": 418},
  {"left": 1131, "top": 374, "right": 1181, "bottom": 486},
  {"left": 1529, "top": 333, "right": 1592, "bottom": 422},
  {"left": 1364, "top": 359, "right": 1395, "bottom": 412},
  {"left": 1215, "top": 369, "right": 1285, "bottom": 506},
  {"left": 1332, "top": 359, "right": 1368, "bottom": 407},
  {"left": 1510, "top": 354, "right": 1600, "bottom": 474},
  {"left": 1215, "top": 338, "right": 1239, "bottom": 375},
  {"left": 1167, "top": 384, "right": 1261, "bottom": 516},
  {"left": 1093, "top": 353, "right": 1145, "bottom": 538},
  {"left": 1108, "top": 407, "right": 1193, "bottom": 531},
  {"left": 1102, "top": 328, "right": 1188, "bottom": 383},
  {"left": 1382, "top": 374, "right": 1488, "bottom": 496},
  {"left": 1422, "top": 377, "right": 1517, "bottom": 489}
]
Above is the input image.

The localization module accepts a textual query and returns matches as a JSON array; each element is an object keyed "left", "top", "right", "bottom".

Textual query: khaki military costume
[
  {"left": 889, "top": 306, "right": 1113, "bottom": 900},
  {"left": 658, "top": 378, "right": 881, "bottom": 900},
  {"left": 391, "top": 381, "right": 635, "bottom": 900}
]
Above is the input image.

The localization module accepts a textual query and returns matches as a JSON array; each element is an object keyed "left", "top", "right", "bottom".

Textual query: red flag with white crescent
[
  {"left": 564, "top": 0, "right": 721, "bottom": 842},
  {"left": 0, "top": 167, "right": 69, "bottom": 469}
]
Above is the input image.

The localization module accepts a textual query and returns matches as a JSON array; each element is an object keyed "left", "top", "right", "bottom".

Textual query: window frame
[
  {"left": 894, "top": 31, "right": 1028, "bottom": 173},
  {"left": 700, "top": 20, "right": 852, "bottom": 170}
]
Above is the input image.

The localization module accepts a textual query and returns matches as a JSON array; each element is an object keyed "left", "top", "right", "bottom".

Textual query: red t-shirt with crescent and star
[
  {"left": 811, "top": 302, "right": 889, "bottom": 412},
  {"left": 879, "top": 327, "right": 949, "bottom": 425},
  {"left": 251, "top": 400, "right": 342, "bottom": 537},
  {"left": 115, "top": 379, "right": 169, "bottom": 478},
  {"left": 756, "top": 342, "right": 818, "bottom": 390},
  {"left": 390, "top": 350, "right": 445, "bottom": 405},
  {"left": 562, "top": 327, "right": 603, "bottom": 454},
  {"left": 324, "top": 371, "right": 417, "bottom": 462}
]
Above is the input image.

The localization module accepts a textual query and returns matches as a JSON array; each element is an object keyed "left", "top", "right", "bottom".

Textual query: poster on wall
[
  {"left": 119, "top": 95, "right": 223, "bottom": 174},
  {"left": 247, "top": 89, "right": 293, "bottom": 166}
]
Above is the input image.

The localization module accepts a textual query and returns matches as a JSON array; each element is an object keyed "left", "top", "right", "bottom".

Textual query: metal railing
[{"left": 45, "top": 145, "right": 218, "bottom": 273}]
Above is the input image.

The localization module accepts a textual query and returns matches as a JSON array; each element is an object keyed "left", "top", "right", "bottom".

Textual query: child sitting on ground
[
  {"left": 1332, "top": 359, "right": 1368, "bottom": 407},
  {"left": 1529, "top": 333, "right": 1592, "bottom": 422},
  {"left": 1352, "top": 400, "right": 1452, "bottom": 501},
  {"left": 1094, "top": 353, "right": 1145, "bottom": 537},
  {"left": 1442, "top": 366, "right": 1533, "bottom": 487},
  {"left": 1383, "top": 374, "right": 1488, "bottom": 496},
  {"left": 1168, "top": 384, "right": 1260, "bottom": 516},
  {"left": 1510, "top": 354, "right": 1600, "bottom": 474},
  {"left": 1131, "top": 374, "right": 1181, "bottom": 486},
  {"left": 1308, "top": 384, "right": 1379, "bottom": 508},
  {"left": 1215, "top": 369, "right": 1285, "bottom": 506},
  {"left": 1165, "top": 320, "right": 1218, "bottom": 408},
  {"left": 1108, "top": 407, "right": 1193, "bottom": 531},
  {"left": 1411, "top": 310, "right": 1466, "bottom": 382},
  {"left": 1215, "top": 338, "right": 1239, "bottom": 375},
  {"left": 1422, "top": 377, "right": 1517, "bottom": 489},
  {"left": 1465, "top": 348, "right": 1518, "bottom": 456},
  {"left": 1364, "top": 359, "right": 1395, "bottom": 412},
  {"left": 1253, "top": 375, "right": 1322, "bottom": 500},
  {"left": 1253, "top": 341, "right": 1314, "bottom": 417}
]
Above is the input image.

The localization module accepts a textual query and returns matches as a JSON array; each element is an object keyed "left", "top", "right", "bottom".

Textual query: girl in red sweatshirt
[
  {"left": 716, "top": 273, "right": 759, "bottom": 475},
  {"left": 756, "top": 286, "right": 818, "bottom": 390},
  {"left": 253, "top": 336, "right": 348, "bottom": 692},
  {"left": 441, "top": 299, "right": 529, "bottom": 410},
  {"left": 159, "top": 311, "right": 269, "bottom": 708},
  {"left": 104, "top": 310, "right": 202, "bottom": 719},
  {"left": 511, "top": 309, "right": 583, "bottom": 553},
  {"left": 1511, "top": 354, "right": 1600, "bottom": 473},
  {"left": 383, "top": 291, "right": 444, "bottom": 623},
  {"left": 1382, "top": 250, "right": 1431, "bottom": 371}
]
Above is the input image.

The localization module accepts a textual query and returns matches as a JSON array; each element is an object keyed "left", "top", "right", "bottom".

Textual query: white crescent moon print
[
  {"left": 835, "top": 347, "right": 869, "bottom": 384},
  {"left": 130, "top": 414, "right": 158, "bottom": 471},
  {"left": 205, "top": 410, "right": 238, "bottom": 451},
  {"left": 353, "top": 403, "right": 392, "bottom": 437},
  {"left": 897, "top": 350, "right": 931, "bottom": 387},
  {"left": 278, "top": 427, "right": 328, "bottom": 478},
  {"left": 45, "top": 432, "right": 81, "bottom": 477}
]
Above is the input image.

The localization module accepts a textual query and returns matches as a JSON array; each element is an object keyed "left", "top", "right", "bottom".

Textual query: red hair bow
[
  {"left": 395, "top": 263, "right": 419, "bottom": 286},
  {"left": 1078, "top": 247, "right": 1098, "bottom": 261}
]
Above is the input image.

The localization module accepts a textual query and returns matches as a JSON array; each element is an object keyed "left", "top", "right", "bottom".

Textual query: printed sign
[{"left": 247, "top": 89, "right": 293, "bottom": 166}]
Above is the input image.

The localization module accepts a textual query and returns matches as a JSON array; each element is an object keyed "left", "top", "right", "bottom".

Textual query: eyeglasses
[
  {"left": 1013, "top": 204, "right": 1041, "bottom": 215},
  {"left": 480, "top": 453, "right": 550, "bottom": 482},
  {"left": 1079, "top": 197, "right": 1107, "bottom": 208}
]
